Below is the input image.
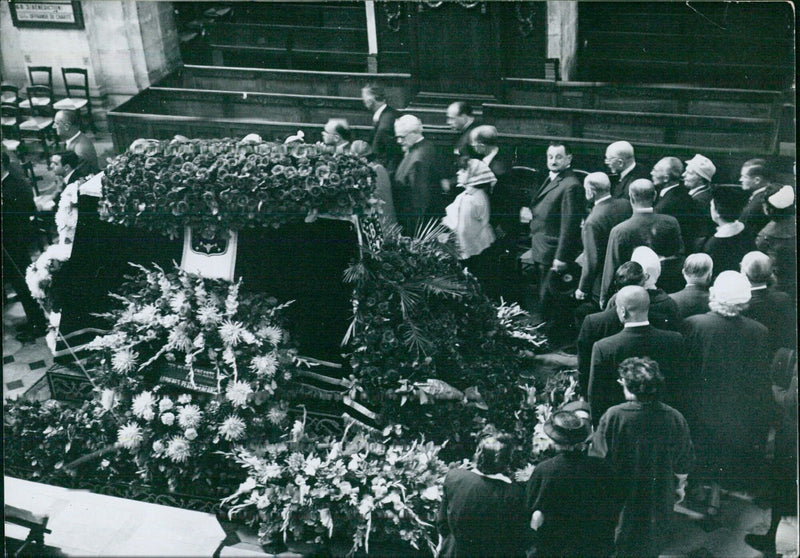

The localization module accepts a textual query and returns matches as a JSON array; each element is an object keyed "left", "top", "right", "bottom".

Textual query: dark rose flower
[
  {"left": 297, "top": 165, "right": 311, "bottom": 178},
  {"left": 283, "top": 166, "right": 297, "bottom": 179},
  {"left": 171, "top": 155, "right": 184, "bottom": 167},
  {"left": 181, "top": 162, "right": 198, "bottom": 175},
  {"left": 327, "top": 162, "right": 339, "bottom": 174},
  {"left": 341, "top": 176, "right": 355, "bottom": 188},
  {"left": 221, "top": 173, "right": 235, "bottom": 186},
  {"left": 336, "top": 194, "right": 351, "bottom": 208},
  {"left": 291, "top": 144, "right": 309, "bottom": 159},
  {"left": 315, "top": 165, "right": 330, "bottom": 179},
  {"left": 237, "top": 195, "right": 250, "bottom": 208},
  {"left": 271, "top": 165, "right": 285, "bottom": 176},
  {"left": 328, "top": 173, "right": 341, "bottom": 186},
  {"left": 256, "top": 189, "right": 270, "bottom": 201},
  {"left": 307, "top": 185, "right": 323, "bottom": 199},
  {"left": 144, "top": 157, "right": 159, "bottom": 170},
  {"left": 288, "top": 188, "right": 305, "bottom": 201},
  {"left": 274, "top": 189, "right": 288, "bottom": 201},
  {"left": 172, "top": 200, "right": 188, "bottom": 216},
  {"left": 219, "top": 189, "right": 233, "bottom": 204},
  {"left": 196, "top": 168, "right": 210, "bottom": 182}
]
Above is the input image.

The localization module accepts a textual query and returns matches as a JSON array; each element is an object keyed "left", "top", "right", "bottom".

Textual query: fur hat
[{"left": 685, "top": 154, "right": 716, "bottom": 182}]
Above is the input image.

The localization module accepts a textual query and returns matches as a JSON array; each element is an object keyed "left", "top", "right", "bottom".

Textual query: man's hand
[
  {"left": 34, "top": 195, "right": 55, "bottom": 212},
  {"left": 675, "top": 473, "right": 688, "bottom": 505},
  {"left": 551, "top": 259, "right": 567, "bottom": 272},
  {"left": 530, "top": 510, "right": 544, "bottom": 530},
  {"left": 440, "top": 178, "right": 452, "bottom": 193},
  {"left": 520, "top": 207, "right": 532, "bottom": 223},
  {"left": 574, "top": 288, "right": 586, "bottom": 301}
]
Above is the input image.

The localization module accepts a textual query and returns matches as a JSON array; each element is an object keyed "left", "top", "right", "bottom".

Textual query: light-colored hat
[
  {"left": 685, "top": 154, "right": 716, "bottom": 182},
  {"left": 766, "top": 185, "right": 795, "bottom": 209},
  {"left": 631, "top": 245, "right": 661, "bottom": 283},
  {"left": 284, "top": 130, "right": 305, "bottom": 144},
  {"left": 240, "top": 133, "right": 263, "bottom": 144},
  {"left": 460, "top": 158, "right": 497, "bottom": 189},
  {"left": 710, "top": 270, "right": 752, "bottom": 304}
]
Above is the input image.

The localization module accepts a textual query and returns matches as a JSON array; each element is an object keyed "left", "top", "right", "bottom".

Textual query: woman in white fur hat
[{"left": 756, "top": 184, "right": 796, "bottom": 301}]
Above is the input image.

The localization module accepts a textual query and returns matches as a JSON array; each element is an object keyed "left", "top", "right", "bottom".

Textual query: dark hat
[
  {"left": 559, "top": 400, "right": 592, "bottom": 420},
  {"left": 544, "top": 410, "right": 592, "bottom": 445}
]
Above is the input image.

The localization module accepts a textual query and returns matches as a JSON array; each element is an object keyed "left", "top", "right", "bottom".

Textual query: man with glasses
[
  {"left": 54, "top": 109, "right": 98, "bottom": 172},
  {"left": 604, "top": 141, "right": 649, "bottom": 199}
]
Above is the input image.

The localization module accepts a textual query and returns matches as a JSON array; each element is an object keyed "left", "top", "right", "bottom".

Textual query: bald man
[
  {"left": 604, "top": 141, "right": 650, "bottom": 199},
  {"left": 599, "top": 179, "right": 684, "bottom": 307},
  {"left": 54, "top": 109, "right": 98, "bottom": 172},
  {"left": 576, "top": 172, "right": 632, "bottom": 306},
  {"left": 740, "top": 251, "right": 795, "bottom": 353},
  {"left": 393, "top": 114, "right": 442, "bottom": 233},
  {"left": 588, "top": 285, "right": 687, "bottom": 424}
]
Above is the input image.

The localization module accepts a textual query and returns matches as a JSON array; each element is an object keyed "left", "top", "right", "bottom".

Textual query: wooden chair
[
  {"left": 1, "top": 83, "right": 20, "bottom": 105},
  {"left": 19, "top": 85, "right": 56, "bottom": 158},
  {"left": 19, "top": 66, "right": 53, "bottom": 113},
  {"left": 21, "top": 160, "right": 53, "bottom": 249},
  {"left": 55, "top": 67, "right": 96, "bottom": 132},
  {"left": 4, "top": 504, "right": 51, "bottom": 558},
  {"left": 1, "top": 102, "right": 23, "bottom": 154}
]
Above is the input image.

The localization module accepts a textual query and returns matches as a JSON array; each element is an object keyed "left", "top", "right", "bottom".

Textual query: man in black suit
[
  {"left": 604, "top": 141, "right": 650, "bottom": 199},
  {"left": 575, "top": 172, "right": 632, "bottom": 308},
  {"left": 740, "top": 251, "right": 796, "bottom": 353},
  {"left": 589, "top": 286, "right": 687, "bottom": 424},
  {"left": 446, "top": 101, "right": 479, "bottom": 159},
  {"left": 522, "top": 142, "right": 584, "bottom": 342},
  {"left": 392, "top": 114, "right": 442, "bottom": 234},
  {"left": 652, "top": 156, "right": 699, "bottom": 245},
  {"left": 2, "top": 151, "right": 47, "bottom": 342},
  {"left": 682, "top": 153, "right": 716, "bottom": 249},
  {"left": 738, "top": 158, "right": 772, "bottom": 235},
  {"left": 599, "top": 179, "right": 684, "bottom": 307},
  {"left": 669, "top": 253, "right": 712, "bottom": 319},
  {"left": 361, "top": 84, "right": 402, "bottom": 172}
]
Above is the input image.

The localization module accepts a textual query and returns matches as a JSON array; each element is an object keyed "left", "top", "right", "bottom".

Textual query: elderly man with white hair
[
  {"left": 740, "top": 251, "right": 795, "bottom": 353},
  {"left": 604, "top": 140, "right": 649, "bottom": 199},
  {"left": 392, "top": 114, "right": 442, "bottom": 233},
  {"left": 669, "top": 253, "right": 713, "bottom": 319},
  {"left": 682, "top": 270, "right": 771, "bottom": 519}
]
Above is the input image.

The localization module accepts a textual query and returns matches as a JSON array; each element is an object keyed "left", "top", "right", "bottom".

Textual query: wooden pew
[
  {"left": 503, "top": 78, "right": 784, "bottom": 119},
  {"left": 155, "top": 64, "right": 412, "bottom": 107},
  {"left": 483, "top": 103, "right": 778, "bottom": 151}
]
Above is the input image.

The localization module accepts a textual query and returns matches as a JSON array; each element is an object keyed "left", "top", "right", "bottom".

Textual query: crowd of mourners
[{"left": 2, "top": 87, "right": 797, "bottom": 558}]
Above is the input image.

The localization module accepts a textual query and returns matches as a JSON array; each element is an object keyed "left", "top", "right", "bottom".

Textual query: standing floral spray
[{"left": 26, "top": 243, "right": 73, "bottom": 313}]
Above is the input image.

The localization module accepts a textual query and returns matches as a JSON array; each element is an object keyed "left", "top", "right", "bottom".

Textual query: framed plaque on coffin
[{"left": 180, "top": 226, "right": 237, "bottom": 281}]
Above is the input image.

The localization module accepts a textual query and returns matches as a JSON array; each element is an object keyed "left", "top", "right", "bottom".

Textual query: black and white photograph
[{"left": 1, "top": 1, "right": 796, "bottom": 556}]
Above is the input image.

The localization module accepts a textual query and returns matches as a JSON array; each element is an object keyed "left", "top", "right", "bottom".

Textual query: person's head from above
[
  {"left": 54, "top": 109, "right": 80, "bottom": 140},
  {"left": 740, "top": 251, "right": 774, "bottom": 287},
  {"left": 50, "top": 150, "right": 80, "bottom": 178},
  {"left": 546, "top": 142, "right": 572, "bottom": 173},
  {"left": 457, "top": 158, "right": 496, "bottom": 191},
  {"left": 583, "top": 171, "right": 612, "bottom": 202},
  {"left": 628, "top": 178, "right": 656, "bottom": 209},
  {"left": 649, "top": 220, "right": 682, "bottom": 259},
  {"left": 618, "top": 356, "right": 664, "bottom": 402},
  {"left": 612, "top": 261, "right": 646, "bottom": 297},
  {"left": 762, "top": 184, "right": 795, "bottom": 220},
  {"left": 604, "top": 141, "right": 635, "bottom": 175},
  {"left": 361, "top": 84, "right": 386, "bottom": 112},
  {"left": 473, "top": 430, "right": 515, "bottom": 475},
  {"left": 349, "top": 139, "right": 373, "bottom": 159},
  {"left": 559, "top": 399, "right": 592, "bottom": 423},
  {"left": 615, "top": 285, "right": 651, "bottom": 325},
  {"left": 544, "top": 410, "right": 592, "bottom": 452},
  {"left": 469, "top": 125, "right": 498, "bottom": 157},
  {"left": 650, "top": 156, "right": 684, "bottom": 189},
  {"left": 394, "top": 114, "right": 423, "bottom": 153},
  {"left": 710, "top": 185, "right": 748, "bottom": 226},
  {"left": 739, "top": 158, "right": 771, "bottom": 192},
  {"left": 322, "top": 118, "right": 351, "bottom": 147},
  {"left": 630, "top": 245, "right": 661, "bottom": 289},
  {"left": 682, "top": 253, "right": 713, "bottom": 288},
  {"left": 446, "top": 101, "right": 474, "bottom": 132},
  {"left": 709, "top": 270, "right": 752, "bottom": 317},
  {"left": 682, "top": 154, "right": 716, "bottom": 190}
]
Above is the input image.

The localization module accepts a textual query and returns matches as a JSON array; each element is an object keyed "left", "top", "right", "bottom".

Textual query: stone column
[{"left": 546, "top": 1, "right": 578, "bottom": 81}]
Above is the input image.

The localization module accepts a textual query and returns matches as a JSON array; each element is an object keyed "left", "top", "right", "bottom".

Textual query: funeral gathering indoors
[{"left": 1, "top": 1, "right": 797, "bottom": 556}]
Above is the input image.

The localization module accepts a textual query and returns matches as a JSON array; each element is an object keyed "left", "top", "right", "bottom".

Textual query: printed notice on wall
[{"left": 10, "top": 0, "right": 84, "bottom": 29}]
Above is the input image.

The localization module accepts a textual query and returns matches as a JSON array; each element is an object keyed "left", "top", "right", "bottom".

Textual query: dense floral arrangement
[
  {"left": 223, "top": 419, "right": 449, "bottom": 555},
  {"left": 55, "top": 177, "right": 85, "bottom": 245},
  {"left": 26, "top": 243, "right": 72, "bottom": 313},
  {"left": 99, "top": 138, "right": 377, "bottom": 239}
]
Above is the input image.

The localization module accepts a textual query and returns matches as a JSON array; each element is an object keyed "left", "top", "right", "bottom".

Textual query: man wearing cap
[
  {"left": 526, "top": 410, "right": 622, "bottom": 557},
  {"left": 589, "top": 286, "right": 686, "bottom": 424},
  {"left": 756, "top": 184, "right": 796, "bottom": 300},
  {"left": 740, "top": 251, "right": 795, "bottom": 354},
  {"left": 702, "top": 185, "right": 754, "bottom": 276},
  {"left": 590, "top": 357, "right": 693, "bottom": 558},
  {"left": 669, "top": 253, "right": 713, "bottom": 319},
  {"left": 682, "top": 271, "right": 771, "bottom": 517},
  {"left": 392, "top": 114, "right": 443, "bottom": 234},
  {"left": 599, "top": 179, "right": 684, "bottom": 308},
  {"left": 683, "top": 154, "right": 716, "bottom": 208},
  {"left": 738, "top": 159, "right": 773, "bottom": 235},
  {"left": 604, "top": 141, "right": 650, "bottom": 199}
]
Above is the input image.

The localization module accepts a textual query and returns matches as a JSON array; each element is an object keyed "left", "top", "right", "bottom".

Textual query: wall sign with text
[{"left": 9, "top": 0, "right": 84, "bottom": 29}]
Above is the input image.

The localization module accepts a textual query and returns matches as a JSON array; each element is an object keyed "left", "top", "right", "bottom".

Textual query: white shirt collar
[
  {"left": 594, "top": 194, "right": 612, "bottom": 206},
  {"left": 750, "top": 284, "right": 768, "bottom": 291},
  {"left": 659, "top": 184, "right": 680, "bottom": 198},
  {"left": 482, "top": 147, "right": 498, "bottom": 166},
  {"left": 472, "top": 469, "right": 512, "bottom": 484},
  {"left": 66, "top": 130, "right": 81, "bottom": 147},
  {"left": 624, "top": 320, "right": 650, "bottom": 328},
  {"left": 548, "top": 171, "right": 560, "bottom": 181},
  {"left": 620, "top": 163, "right": 635, "bottom": 179},
  {"left": 372, "top": 103, "right": 387, "bottom": 124},
  {"left": 714, "top": 220, "right": 745, "bottom": 238},
  {"left": 633, "top": 207, "right": 654, "bottom": 213},
  {"left": 689, "top": 185, "right": 709, "bottom": 197}
]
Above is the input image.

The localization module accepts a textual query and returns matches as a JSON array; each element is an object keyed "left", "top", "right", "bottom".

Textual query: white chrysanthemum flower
[
  {"left": 197, "top": 305, "right": 222, "bottom": 326},
  {"left": 177, "top": 404, "right": 203, "bottom": 429},
  {"left": 132, "top": 391, "right": 156, "bottom": 419},
  {"left": 262, "top": 463, "right": 283, "bottom": 480},
  {"left": 304, "top": 456, "right": 322, "bottom": 476},
  {"left": 177, "top": 394, "right": 192, "bottom": 404},
  {"left": 111, "top": 348, "right": 138, "bottom": 374},
  {"left": 86, "top": 331, "right": 128, "bottom": 351},
  {"left": 251, "top": 353, "right": 278, "bottom": 378},
  {"left": 260, "top": 325, "right": 283, "bottom": 346},
  {"left": 240, "top": 330, "right": 256, "bottom": 345},
  {"left": 225, "top": 282, "right": 240, "bottom": 317},
  {"left": 169, "top": 291, "right": 187, "bottom": 314},
  {"left": 117, "top": 422, "right": 143, "bottom": 450},
  {"left": 142, "top": 408, "right": 155, "bottom": 422},
  {"left": 219, "top": 415, "right": 246, "bottom": 441},
  {"left": 192, "top": 333, "right": 205, "bottom": 349},
  {"left": 161, "top": 412, "right": 175, "bottom": 426},
  {"left": 159, "top": 397, "right": 174, "bottom": 412},
  {"left": 152, "top": 440, "right": 165, "bottom": 454},
  {"left": 267, "top": 406, "right": 288, "bottom": 425},
  {"left": 100, "top": 389, "right": 118, "bottom": 411},
  {"left": 225, "top": 380, "right": 253, "bottom": 408},
  {"left": 184, "top": 427, "right": 198, "bottom": 441},
  {"left": 219, "top": 320, "right": 245, "bottom": 346},
  {"left": 167, "top": 327, "right": 192, "bottom": 353},
  {"left": 166, "top": 436, "right": 191, "bottom": 463},
  {"left": 159, "top": 314, "right": 180, "bottom": 329},
  {"left": 131, "top": 304, "right": 158, "bottom": 324}
]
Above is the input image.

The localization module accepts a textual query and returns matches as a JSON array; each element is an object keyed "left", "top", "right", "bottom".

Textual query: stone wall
[{"left": 0, "top": 1, "right": 180, "bottom": 131}]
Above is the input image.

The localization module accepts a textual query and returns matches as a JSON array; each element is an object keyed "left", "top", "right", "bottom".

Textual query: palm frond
[
  {"left": 395, "top": 285, "right": 422, "bottom": 319},
  {"left": 411, "top": 219, "right": 449, "bottom": 248},
  {"left": 342, "top": 260, "right": 372, "bottom": 285},
  {"left": 406, "top": 275, "right": 468, "bottom": 298},
  {"left": 399, "top": 319, "right": 434, "bottom": 357}
]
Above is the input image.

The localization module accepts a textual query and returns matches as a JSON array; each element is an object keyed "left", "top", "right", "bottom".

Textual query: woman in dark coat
[{"left": 437, "top": 431, "right": 529, "bottom": 558}]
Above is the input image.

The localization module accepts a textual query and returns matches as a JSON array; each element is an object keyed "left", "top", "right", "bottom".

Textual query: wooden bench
[
  {"left": 483, "top": 103, "right": 777, "bottom": 151},
  {"left": 155, "top": 64, "right": 412, "bottom": 108},
  {"left": 503, "top": 78, "right": 784, "bottom": 119}
]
